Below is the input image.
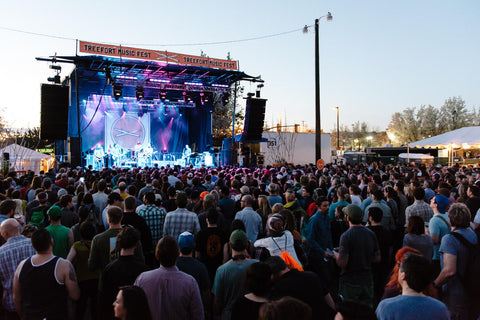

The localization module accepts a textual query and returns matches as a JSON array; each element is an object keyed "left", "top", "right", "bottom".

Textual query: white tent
[
  {"left": 0, "top": 144, "right": 53, "bottom": 174},
  {"left": 409, "top": 126, "right": 480, "bottom": 149}
]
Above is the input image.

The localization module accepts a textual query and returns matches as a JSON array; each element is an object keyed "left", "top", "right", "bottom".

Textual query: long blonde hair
[{"left": 258, "top": 195, "right": 272, "bottom": 218}]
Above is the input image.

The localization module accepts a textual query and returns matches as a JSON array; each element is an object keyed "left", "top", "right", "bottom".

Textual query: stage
[{"left": 37, "top": 41, "right": 262, "bottom": 169}]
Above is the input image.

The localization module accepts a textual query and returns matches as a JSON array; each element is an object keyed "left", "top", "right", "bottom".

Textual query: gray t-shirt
[
  {"left": 338, "top": 226, "right": 379, "bottom": 284},
  {"left": 403, "top": 233, "right": 433, "bottom": 261},
  {"left": 439, "top": 228, "right": 478, "bottom": 305}
]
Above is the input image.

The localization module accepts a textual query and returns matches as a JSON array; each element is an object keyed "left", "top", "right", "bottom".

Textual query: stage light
[
  {"left": 113, "top": 83, "right": 123, "bottom": 100},
  {"left": 159, "top": 91, "right": 167, "bottom": 100},
  {"left": 136, "top": 86, "right": 145, "bottom": 101},
  {"left": 47, "top": 75, "right": 61, "bottom": 84}
]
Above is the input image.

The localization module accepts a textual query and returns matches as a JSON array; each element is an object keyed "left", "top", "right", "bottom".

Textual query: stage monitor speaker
[
  {"left": 243, "top": 97, "right": 267, "bottom": 141},
  {"left": 41, "top": 84, "right": 69, "bottom": 140},
  {"left": 68, "top": 137, "right": 81, "bottom": 167}
]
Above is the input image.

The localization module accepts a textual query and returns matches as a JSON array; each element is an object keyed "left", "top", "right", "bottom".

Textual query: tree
[
  {"left": 212, "top": 86, "right": 245, "bottom": 146},
  {"left": 438, "top": 96, "right": 470, "bottom": 132},
  {"left": 417, "top": 105, "right": 438, "bottom": 139}
]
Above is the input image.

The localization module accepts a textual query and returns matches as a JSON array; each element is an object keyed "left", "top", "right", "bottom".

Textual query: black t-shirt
[
  {"left": 338, "top": 226, "right": 380, "bottom": 284},
  {"left": 176, "top": 256, "right": 210, "bottom": 291},
  {"left": 231, "top": 295, "right": 265, "bottom": 320},
  {"left": 270, "top": 270, "right": 331, "bottom": 319},
  {"left": 368, "top": 225, "right": 392, "bottom": 268},
  {"left": 195, "top": 227, "right": 228, "bottom": 281},
  {"left": 100, "top": 255, "right": 149, "bottom": 319}
]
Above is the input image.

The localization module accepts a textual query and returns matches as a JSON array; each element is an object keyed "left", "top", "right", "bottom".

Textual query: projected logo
[{"left": 111, "top": 115, "right": 146, "bottom": 149}]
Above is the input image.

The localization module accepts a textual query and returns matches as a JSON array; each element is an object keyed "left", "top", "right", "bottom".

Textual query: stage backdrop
[{"left": 105, "top": 112, "right": 151, "bottom": 150}]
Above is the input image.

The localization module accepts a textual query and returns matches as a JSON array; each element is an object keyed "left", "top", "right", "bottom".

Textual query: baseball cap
[
  {"left": 47, "top": 205, "right": 63, "bottom": 220},
  {"left": 434, "top": 194, "right": 450, "bottom": 213},
  {"left": 57, "top": 188, "right": 68, "bottom": 197},
  {"left": 178, "top": 231, "right": 194, "bottom": 250},
  {"left": 343, "top": 204, "right": 363, "bottom": 222}
]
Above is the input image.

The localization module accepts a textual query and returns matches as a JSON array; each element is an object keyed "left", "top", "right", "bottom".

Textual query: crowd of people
[{"left": 0, "top": 160, "right": 479, "bottom": 319}]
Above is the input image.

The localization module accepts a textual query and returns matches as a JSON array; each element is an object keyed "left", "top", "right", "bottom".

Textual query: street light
[
  {"left": 332, "top": 106, "right": 339, "bottom": 150},
  {"left": 366, "top": 136, "right": 373, "bottom": 148},
  {"left": 304, "top": 12, "right": 333, "bottom": 162}
]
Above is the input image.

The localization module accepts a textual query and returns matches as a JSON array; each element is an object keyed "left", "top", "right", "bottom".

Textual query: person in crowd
[
  {"left": 434, "top": 203, "right": 480, "bottom": 319},
  {"left": 137, "top": 191, "right": 166, "bottom": 248},
  {"left": 163, "top": 191, "right": 201, "bottom": 239},
  {"left": 92, "top": 179, "right": 108, "bottom": 216},
  {"left": 382, "top": 246, "right": 437, "bottom": 300},
  {"left": 376, "top": 253, "right": 449, "bottom": 320},
  {"left": 334, "top": 204, "right": 380, "bottom": 308},
  {"left": 102, "top": 192, "right": 123, "bottom": 230},
  {"left": 234, "top": 195, "right": 263, "bottom": 243},
  {"left": 59, "top": 194, "right": 78, "bottom": 228},
  {"left": 259, "top": 296, "right": 312, "bottom": 320},
  {"left": 45, "top": 205, "right": 71, "bottom": 259},
  {"left": 330, "top": 204, "right": 348, "bottom": 248},
  {"left": 213, "top": 229, "right": 258, "bottom": 320},
  {"left": 305, "top": 197, "right": 333, "bottom": 285},
  {"left": 113, "top": 285, "right": 152, "bottom": 320},
  {"left": 403, "top": 215, "right": 433, "bottom": 261},
  {"left": 13, "top": 229, "right": 80, "bottom": 319},
  {"left": 428, "top": 194, "right": 451, "bottom": 276},
  {"left": 176, "top": 231, "right": 211, "bottom": 319},
  {"left": 256, "top": 195, "right": 272, "bottom": 230},
  {"left": 26, "top": 191, "right": 50, "bottom": 227},
  {"left": 465, "top": 185, "right": 480, "bottom": 221},
  {"left": 89, "top": 206, "right": 144, "bottom": 273},
  {"left": 231, "top": 262, "right": 271, "bottom": 320},
  {"left": 218, "top": 186, "right": 236, "bottom": 232},
  {"left": 335, "top": 301, "right": 376, "bottom": 320},
  {"left": 66, "top": 222, "right": 99, "bottom": 320},
  {"left": 134, "top": 236, "right": 204, "bottom": 320},
  {"left": 255, "top": 213, "right": 303, "bottom": 266},
  {"left": 405, "top": 187, "right": 434, "bottom": 226},
  {"left": 195, "top": 208, "right": 228, "bottom": 282},
  {"left": 284, "top": 189, "right": 307, "bottom": 232},
  {"left": 365, "top": 190, "right": 395, "bottom": 231},
  {"left": 100, "top": 226, "right": 149, "bottom": 319},
  {"left": 0, "top": 218, "right": 36, "bottom": 319},
  {"left": 367, "top": 206, "right": 393, "bottom": 303},
  {"left": 265, "top": 256, "right": 335, "bottom": 319},
  {"left": 329, "top": 187, "right": 351, "bottom": 220},
  {"left": 122, "top": 195, "right": 154, "bottom": 266}
]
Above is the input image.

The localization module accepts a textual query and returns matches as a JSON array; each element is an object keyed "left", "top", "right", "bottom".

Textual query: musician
[
  {"left": 183, "top": 144, "right": 192, "bottom": 164},
  {"left": 93, "top": 144, "right": 105, "bottom": 171}
]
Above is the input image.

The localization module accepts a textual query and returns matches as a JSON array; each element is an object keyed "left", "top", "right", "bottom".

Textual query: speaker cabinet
[
  {"left": 243, "top": 97, "right": 266, "bottom": 141},
  {"left": 40, "top": 84, "right": 69, "bottom": 140}
]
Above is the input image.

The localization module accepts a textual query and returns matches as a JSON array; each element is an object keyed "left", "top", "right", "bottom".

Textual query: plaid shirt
[
  {"left": 163, "top": 208, "right": 200, "bottom": 239},
  {"left": 405, "top": 200, "right": 434, "bottom": 226},
  {"left": 0, "top": 235, "right": 36, "bottom": 311},
  {"left": 138, "top": 205, "right": 167, "bottom": 247}
]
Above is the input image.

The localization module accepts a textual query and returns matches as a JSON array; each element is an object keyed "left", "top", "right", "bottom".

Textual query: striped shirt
[
  {"left": 0, "top": 235, "right": 36, "bottom": 311},
  {"left": 138, "top": 205, "right": 166, "bottom": 247}
]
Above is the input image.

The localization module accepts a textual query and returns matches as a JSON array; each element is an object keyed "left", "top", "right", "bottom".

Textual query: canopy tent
[
  {"left": 0, "top": 144, "right": 53, "bottom": 174},
  {"left": 409, "top": 126, "right": 480, "bottom": 149}
]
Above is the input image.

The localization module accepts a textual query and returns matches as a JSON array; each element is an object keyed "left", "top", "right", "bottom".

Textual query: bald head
[{"left": 0, "top": 218, "right": 20, "bottom": 240}]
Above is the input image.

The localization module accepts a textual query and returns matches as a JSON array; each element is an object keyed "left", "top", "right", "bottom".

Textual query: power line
[{"left": 0, "top": 25, "right": 309, "bottom": 47}]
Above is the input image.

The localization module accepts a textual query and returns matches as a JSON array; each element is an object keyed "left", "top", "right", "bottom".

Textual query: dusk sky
[{"left": 0, "top": 0, "right": 478, "bottom": 133}]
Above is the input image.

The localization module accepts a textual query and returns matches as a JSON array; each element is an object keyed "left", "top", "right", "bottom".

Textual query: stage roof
[
  {"left": 409, "top": 126, "right": 480, "bottom": 149},
  {"left": 37, "top": 55, "right": 262, "bottom": 91}
]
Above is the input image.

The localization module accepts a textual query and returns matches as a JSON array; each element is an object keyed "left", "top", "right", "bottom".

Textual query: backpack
[
  {"left": 272, "top": 235, "right": 304, "bottom": 271},
  {"left": 451, "top": 230, "right": 480, "bottom": 296},
  {"left": 30, "top": 207, "right": 49, "bottom": 228}
]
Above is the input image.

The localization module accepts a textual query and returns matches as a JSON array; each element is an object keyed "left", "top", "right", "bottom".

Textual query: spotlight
[
  {"left": 136, "top": 86, "right": 144, "bottom": 101},
  {"left": 159, "top": 91, "right": 167, "bottom": 100},
  {"left": 47, "top": 75, "right": 61, "bottom": 84},
  {"left": 113, "top": 83, "right": 123, "bottom": 100}
]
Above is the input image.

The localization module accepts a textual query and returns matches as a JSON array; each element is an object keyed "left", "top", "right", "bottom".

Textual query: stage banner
[
  {"left": 79, "top": 41, "right": 238, "bottom": 71},
  {"left": 105, "top": 112, "right": 151, "bottom": 151}
]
